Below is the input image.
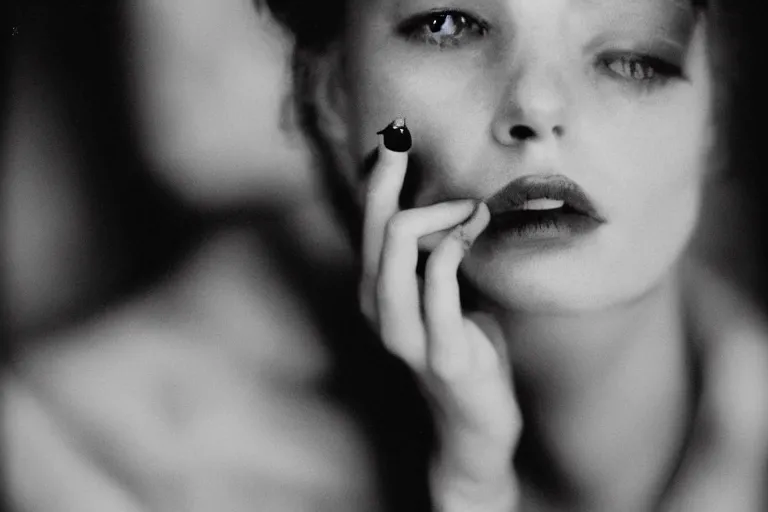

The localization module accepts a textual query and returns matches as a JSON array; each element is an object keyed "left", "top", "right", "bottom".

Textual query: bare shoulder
[
  {"left": 671, "top": 259, "right": 768, "bottom": 511},
  {"left": 3, "top": 258, "right": 382, "bottom": 511},
  {"left": 684, "top": 258, "right": 768, "bottom": 441},
  {"left": 2, "top": 368, "right": 147, "bottom": 512}
]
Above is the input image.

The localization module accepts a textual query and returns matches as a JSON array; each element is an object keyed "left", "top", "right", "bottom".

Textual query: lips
[
  {"left": 482, "top": 174, "right": 605, "bottom": 242},
  {"left": 485, "top": 174, "right": 604, "bottom": 221}
]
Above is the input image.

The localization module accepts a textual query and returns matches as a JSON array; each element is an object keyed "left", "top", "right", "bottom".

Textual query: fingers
[
  {"left": 357, "top": 123, "right": 519, "bottom": 503},
  {"left": 360, "top": 134, "right": 409, "bottom": 314},
  {"left": 377, "top": 201, "right": 479, "bottom": 366},
  {"left": 359, "top": 118, "right": 493, "bottom": 375},
  {"left": 417, "top": 229, "right": 457, "bottom": 252},
  {"left": 423, "top": 203, "right": 491, "bottom": 374},
  {"left": 466, "top": 311, "right": 512, "bottom": 375}
]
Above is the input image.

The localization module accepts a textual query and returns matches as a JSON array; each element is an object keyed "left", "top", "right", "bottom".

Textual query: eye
[
  {"left": 599, "top": 53, "right": 683, "bottom": 84},
  {"left": 398, "top": 10, "right": 489, "bottom": 49}
]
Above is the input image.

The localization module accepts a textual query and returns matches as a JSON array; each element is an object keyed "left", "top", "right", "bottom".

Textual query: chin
[
  {"left": 463, "top": 206, "right": 699, "bottom": 313},
  {"left": 463, "top": 244, "right": 679, "bottom": 314}
]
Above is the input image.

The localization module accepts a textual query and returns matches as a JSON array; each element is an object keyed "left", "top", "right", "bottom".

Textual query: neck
[{"left": 493, "top": 268, "right": 693, "bottom": 508}]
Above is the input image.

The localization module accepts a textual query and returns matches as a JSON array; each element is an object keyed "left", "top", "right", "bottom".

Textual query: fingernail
[{"left": 377, "top": 117, "right": 412, "bottom": 152}]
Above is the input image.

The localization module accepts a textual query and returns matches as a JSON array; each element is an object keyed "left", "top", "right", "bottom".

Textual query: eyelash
[
  {"left": 396, "top": 11, "right": 684, "bottom": 89},
  {"left": 597, "top": 53, "right": 684, "bottom": 87},
  {"left": 397, "top": 10, "right": 489, "bottom": 49}
]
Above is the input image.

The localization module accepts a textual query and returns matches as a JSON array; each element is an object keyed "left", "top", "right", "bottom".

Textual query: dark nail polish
[{"left": 377, "top": 117, "right": 412, "bottom": 152}]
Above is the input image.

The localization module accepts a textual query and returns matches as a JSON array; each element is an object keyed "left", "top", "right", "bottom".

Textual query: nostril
[{"left": 509, "top": 125, "right": 536, "bottom": 141}]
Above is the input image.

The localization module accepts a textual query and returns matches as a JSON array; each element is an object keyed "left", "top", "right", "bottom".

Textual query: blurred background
[
  {"left": 2, "top": 3, "right": 435, "bottom": 509},
  {"left": 0, "top": 0, "right": 764, "bottom": 509},
  {"left": 3, "top": 0, "right": 319, "bottom": 340}
]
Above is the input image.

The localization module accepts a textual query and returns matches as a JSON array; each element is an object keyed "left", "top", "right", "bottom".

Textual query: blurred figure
[
  {"left": 125, "top": 0, "right": 315, "bottom": 209},
  {"left": 2, "top": 1, "right": 195, "bottom": 340},
  {"left": 3, "top": 1, "right": 431, "bottom": 510}
]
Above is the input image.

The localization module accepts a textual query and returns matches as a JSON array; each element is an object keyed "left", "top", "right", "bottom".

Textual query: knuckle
[
  {"left": 448, "top": 228, "right": 471, "bottom": 251},
  {"left": 384, "top": 211, "right": 414, "bottom": 242},
  {"left": 429, "top": 352, "right": 465, "bottom": 382}
]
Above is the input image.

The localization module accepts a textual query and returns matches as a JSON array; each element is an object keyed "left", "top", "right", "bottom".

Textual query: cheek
[
  {"left": 572, "top": 85, "right": 710, "bottom": 301},
  {"left": 590, "top": 97, "right": 709, "bottom": 214},
  {"left": 583, "top": 24, "right": 713, "bottom": 232},
  {"left": 348, "top": 48, "right": 496, "bottom": 196},
  {"left": 592, "top": 102, "right": 711, "bottom": 262}
]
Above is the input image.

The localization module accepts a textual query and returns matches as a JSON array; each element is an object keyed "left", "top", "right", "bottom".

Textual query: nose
[{"left": 492, "top": 60, "right": 568, "bottom": 146}]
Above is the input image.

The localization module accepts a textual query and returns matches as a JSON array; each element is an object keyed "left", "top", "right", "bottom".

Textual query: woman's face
[{"left": 332, "top": 0, "right": 713, "bottom": 311}]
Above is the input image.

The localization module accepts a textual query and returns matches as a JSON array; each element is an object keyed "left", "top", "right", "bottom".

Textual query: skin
[
  {"left": 309, "top": 0, "right": 717, "bottom": 509},
  {"left": 341, "top": 0, "right": 713, "bottom": 312}
]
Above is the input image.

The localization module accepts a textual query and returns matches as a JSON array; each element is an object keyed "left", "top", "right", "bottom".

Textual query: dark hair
[
  {"left": 257, "top": 1, "right": 346, "bottom": 50},
  {"left": 255, "top": 0, "right": 368, "bottom": 247}
]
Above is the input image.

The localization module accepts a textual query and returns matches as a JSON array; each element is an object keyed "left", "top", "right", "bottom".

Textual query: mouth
[{"left": 483, "top": 174, "right": 606, "bottom": 243}]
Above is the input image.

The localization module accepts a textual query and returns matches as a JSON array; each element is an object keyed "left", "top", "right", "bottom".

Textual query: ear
[
  {"left": 296, "top": 43, "right": 362, "bottom": 195},
  {"left": 306, "top": 44, "right": 352, "bottom": 154}
]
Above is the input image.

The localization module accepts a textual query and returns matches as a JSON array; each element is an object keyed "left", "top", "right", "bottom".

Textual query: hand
[{"left": 359, "top": 120, "right": 522, "bottom": 511}]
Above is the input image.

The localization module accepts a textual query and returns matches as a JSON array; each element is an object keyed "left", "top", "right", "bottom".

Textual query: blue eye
[
  {"left": 599, "top": 54, "right": 683, "bottom": 84},
  {"left": 398, "top": 10, "right": 488, "bottom": 48}
]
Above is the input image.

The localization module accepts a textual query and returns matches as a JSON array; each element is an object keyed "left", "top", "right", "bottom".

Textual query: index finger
[{"left": 362, "top": 118, "right": 411, "bottom": 281}]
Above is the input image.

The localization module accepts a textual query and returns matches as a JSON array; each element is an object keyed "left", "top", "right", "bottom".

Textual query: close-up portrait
[{"left": 1, "top": 0, "right": 766, "bottom": 510}]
